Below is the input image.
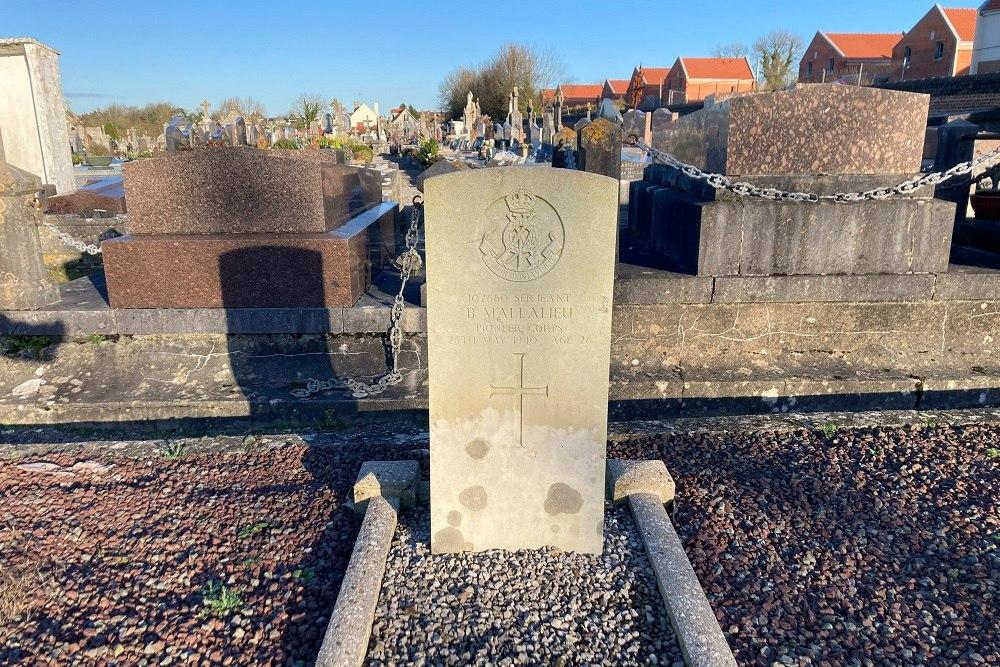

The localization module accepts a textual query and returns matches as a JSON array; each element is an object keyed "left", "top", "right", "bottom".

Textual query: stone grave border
[{"left": 316, "top": 459, "right": 736, "bottom": 667}]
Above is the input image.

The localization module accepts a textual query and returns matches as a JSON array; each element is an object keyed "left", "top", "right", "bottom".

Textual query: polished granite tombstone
[
  {"left": 103, "top": 203, "right": 395, "bottom": 308},
  {"left": 653, "top": 84, "right": 929, "bottom": 176},
  {"left": 123, "top": 147, "right": 381, "bottom": 234},
  {"left": 45, "top": 176, "right": 126, "bottom": 215},
  {"left": 103, "top": 148, "right": 392, "bottom": 309},
  {"left": 425, "top": 168, "right": 618, "bottom": 554},
  {"left": 627, "top": 85, "right": 951, "bottom": 276}
]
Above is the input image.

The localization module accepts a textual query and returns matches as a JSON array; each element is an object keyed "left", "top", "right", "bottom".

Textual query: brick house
[
  {"left": 798, "top": 32, "right": 902, "bottom": 84},
  {"left": 542, "top": 83, "right": 603, "bottom": 109},
  {"left": 891, "top": 5, "right": 978, "bottom": 80},
  {"left": 624, "top": 66, "right": 671, "bottom": 110},
  {"left": 602, "top": 79, "right": 630, "bottom": 102},
  {"left": 662, "top": 57, "right": 756, "bottom": 104},
  {"left": 972, "top": 0, "right": 1000, "bottom": 73}
]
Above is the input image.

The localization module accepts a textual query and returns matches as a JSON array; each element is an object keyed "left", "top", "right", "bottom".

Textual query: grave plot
[{"left": 367, "top": 505, "right": 682, "bottom": 666}]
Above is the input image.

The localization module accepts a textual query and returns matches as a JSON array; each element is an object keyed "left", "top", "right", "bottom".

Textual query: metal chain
[
  {"left": 291, "top": 198, "right": 423, "bottom": 400},
  {"left": 628, "top": 135, "right": 1000, "bottom": 203},
  {"left": 40, "top": 221, "right": 106, "bottom": 255}
]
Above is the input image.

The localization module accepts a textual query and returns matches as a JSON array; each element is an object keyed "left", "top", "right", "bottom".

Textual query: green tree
[
  {"left": 753, "top": 30, "right": 804, "bottom": 90},
  {"left": 291, "top": 94, "right": 324, "bottom": 131}
]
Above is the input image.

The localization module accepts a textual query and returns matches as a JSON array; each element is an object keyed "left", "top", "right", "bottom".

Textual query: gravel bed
[
  {"left": 0, "top": 431, "right": 421, "bottom": 666},
  {"left": 638, "top": 423, "right": 1000, "bottom": 667},
  {"left": 367, "top": 504, "right": 683, "bottom": 667}
]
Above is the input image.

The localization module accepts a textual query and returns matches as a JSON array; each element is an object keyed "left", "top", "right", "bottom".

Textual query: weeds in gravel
[
  {"left": 87, "top": 334, "right": 108, "bottom": 344},
  {"left": 292, "top": 567, "right": 316, "bottom": 583},
  {"left": 0, "top": 564, "right": 42, "bottom": 623},
  {"left": 161, "top": 442, "right": 189, "bottom": 460},
  {"left": 819, "top": 422, "right": 838, "bottom": 438},
  {"left": 198, "top": 582, "right": 243, "bottom": 618},
  {"left": 921, "top": 417, "right": 939, "bottom": 429},
  {"left": 986, "top": 448, "right": 1000, "bottom": 460},
  {"left": 237, "top": 521, "right": 272, "bottom": 539},
  {"left": 0, "top": 335, "right": 52, "bottom": 359}
]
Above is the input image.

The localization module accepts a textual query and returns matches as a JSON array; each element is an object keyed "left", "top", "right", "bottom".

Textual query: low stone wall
[{"left": 1, "top": 268, "right": 998, "bottom": 425}]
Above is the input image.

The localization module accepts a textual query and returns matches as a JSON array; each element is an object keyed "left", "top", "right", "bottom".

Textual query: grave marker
[{"left": 425, "top": 167, "right": 618, "bottom": 554}]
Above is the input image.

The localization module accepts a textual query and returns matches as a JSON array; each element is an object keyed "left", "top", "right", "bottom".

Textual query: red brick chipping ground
[
  {"left": 1, "top": 422, "right": 997, "bottom": 666},
  {"left": 0, "top": 437, "right": 417, "bottom": 666},
  {"left": 648, "top": 424, "right": 1000, "bottom": 667}
]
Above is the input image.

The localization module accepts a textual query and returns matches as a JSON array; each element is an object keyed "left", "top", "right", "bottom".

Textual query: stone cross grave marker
[{"left": 425, "top": 167, "right": 618, "bottom": 554}]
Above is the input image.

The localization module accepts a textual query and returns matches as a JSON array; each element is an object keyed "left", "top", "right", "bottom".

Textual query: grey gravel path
[{"left": 366, "top": 504, "right": 683, "bottom": 666}]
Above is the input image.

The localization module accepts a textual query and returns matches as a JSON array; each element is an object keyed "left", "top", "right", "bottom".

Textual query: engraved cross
[{"left": 489, "top": 353, "right": 548, "bottom": 447}]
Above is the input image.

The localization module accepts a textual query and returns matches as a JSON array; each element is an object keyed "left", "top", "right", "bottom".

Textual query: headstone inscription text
[{"left": 426, "top": 168, "right": 618, "bottom": 554}]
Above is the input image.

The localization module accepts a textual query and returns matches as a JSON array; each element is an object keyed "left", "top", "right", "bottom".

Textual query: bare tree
[
  {"left": 438, "top": 67, "right": 479, "bottom": 118},
  {"left": 753, "top": 30, "right": 804, "bottom": 90},
  {"left": 214, "top": 97, "right": 266, "bottom": 121},
  {"left": 713, "top": 41, "right": 750, "bottom": 58},
  {"left": 437, "top": 43, "right": 566, "bottom": 119}
]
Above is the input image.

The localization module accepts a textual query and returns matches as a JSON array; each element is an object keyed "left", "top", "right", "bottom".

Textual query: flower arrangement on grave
[{"left": 415, "top": 139, "right": 440, "bottom": 167}]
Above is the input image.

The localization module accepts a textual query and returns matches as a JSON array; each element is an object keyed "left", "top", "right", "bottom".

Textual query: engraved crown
[{"left": 504, "top": 189, "right": 535, "bottom": 214}]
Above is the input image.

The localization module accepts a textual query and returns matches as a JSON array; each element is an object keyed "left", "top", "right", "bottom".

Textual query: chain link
[
  {"left": 628, "top": 136, "right": 1000, "bottom": 203},
  {"left": 40, "top": 221, "right": 106, "bottom": 255},
  {"left": 291, "top": 199, "right": 423, "bottom": 400}
]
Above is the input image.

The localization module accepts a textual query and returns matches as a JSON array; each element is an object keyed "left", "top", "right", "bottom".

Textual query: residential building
[
  {"left": 798, "top": 32, "right": 902, "bottom": 84},
  {"left": 972, "top": 0, "right": 1000, "bottom": 73},
  {"left": 542, "top": 84, "right": 603, "bottom": 109},
  {"left": 624, "top": 66, "right": 671, "bottom": 110},
  {"left": 387, "top": 107, "right": 420, "bottom": 137},
  {"left": 602, "top": 79, "right": 630, "bottom": 102},
  {"left": 349, "top": 102, "right": 379, "bottom": 133},
  {"left": 891, "top": 5, "right": 977, "bottom": 80},
  {"left": 662, "top": 57, "right": 756, "bottom": 105}
]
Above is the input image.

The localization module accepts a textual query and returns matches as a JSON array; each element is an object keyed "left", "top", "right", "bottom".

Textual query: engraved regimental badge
[{"left": 479, "top": 188, "right": 565, "bottom": 282}]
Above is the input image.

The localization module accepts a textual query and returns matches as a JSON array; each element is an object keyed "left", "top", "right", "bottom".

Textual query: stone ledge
[
  {"left": 315, "top": 494, "right": 398, "bottom": 667},
  {"left": 628, "top": 492, "right": 738, "bottom": 667},
  {"left": 352, "top": 460, "right": 420, "bottom": 515},
  {"left": 713, "top": 273, "right": 936, "bottom": 304},
  {"left": 607, "top": 459, "right": 675, "bottom": 505}
]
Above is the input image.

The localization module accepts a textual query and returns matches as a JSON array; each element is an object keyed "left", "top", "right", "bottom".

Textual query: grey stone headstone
[
  {"left": 650, "top": 108, "right": 676, "bottom": 152},
  {"left": 580, "top": 118, "right": 623, "bottom": 180},
  {"left": 0, "top": 160, "right": 60, "bottom": 309},
  {"left": 622, "top": 109, "right": 647, "bottom": 144},
  {"left": 597, "top": 99, "right": 623, "bottom": 124}
]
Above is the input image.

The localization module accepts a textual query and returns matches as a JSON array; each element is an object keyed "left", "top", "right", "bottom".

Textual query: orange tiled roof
[
  {"left": 638, "top": 67, "right": 671, "bottom": 85},
  {"left": 943, "top": 6, "right": 978, "bottom": 41},
  {"left": 558, "top": 84, "right": 604, "bottom": 100},
  {"left": 680, "top": 57, "right": 754, "bottom": 80},
  {"left": 606, "top": 79, "right": 630, "bottom": 94},
  {"left": 824, "top": 32, "right": 901, "bottom": 59}
]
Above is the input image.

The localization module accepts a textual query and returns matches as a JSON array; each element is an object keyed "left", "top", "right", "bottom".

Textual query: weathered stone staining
[
  {"left": 0, "top": 152, "right": 61, "bottom": 310},
  {"left": 425, "top": 167, "right": 618, "bottom": 554}
]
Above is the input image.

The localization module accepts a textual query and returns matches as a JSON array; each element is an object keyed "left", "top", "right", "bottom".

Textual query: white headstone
[{"left": 425, "top": 167, "right": 618, "bottom": 554}]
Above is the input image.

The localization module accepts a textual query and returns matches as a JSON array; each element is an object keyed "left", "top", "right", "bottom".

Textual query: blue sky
[{"left": 0, "top": 0, "right": 983, "bottom": 114}]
